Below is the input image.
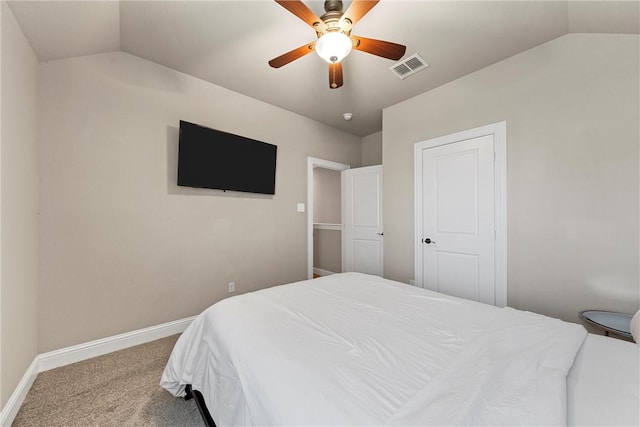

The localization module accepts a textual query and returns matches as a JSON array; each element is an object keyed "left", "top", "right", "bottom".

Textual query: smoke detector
[{"left": 342, "top": 112, "right": 353, "bottom": 121}]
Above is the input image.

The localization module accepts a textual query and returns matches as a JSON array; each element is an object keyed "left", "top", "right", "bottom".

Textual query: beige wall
[
  {"left": 38, "top": 51, "right": 361, "bottom": 353},
  {"left": 361, "top": 131, "right": 382, "bottom": 167},
  {"left": 383, "top": 34, "right": 639, "bottom": 323},
  {"left": 313, "top": 229, "right": 341, "bottom": 273},
  {"left": 313, "top": 167, "right": 341, "bottom": 224},
  {"left": 0, "top": 2, "right": 39, "bottom": 408}
]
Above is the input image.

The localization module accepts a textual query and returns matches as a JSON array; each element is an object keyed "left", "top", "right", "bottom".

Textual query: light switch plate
[{"left": 297, "top": 203, "right": 305, "bottom": 213}]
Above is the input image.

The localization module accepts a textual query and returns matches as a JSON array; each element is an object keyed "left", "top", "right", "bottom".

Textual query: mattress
[{"left": 162, "top": 272, "right": 639, "bottom": 426}]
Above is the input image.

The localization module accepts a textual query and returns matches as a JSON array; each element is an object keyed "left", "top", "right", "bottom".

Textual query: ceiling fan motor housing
[{"left": 321, "top": 0, "right": 350, "bottom": 34}]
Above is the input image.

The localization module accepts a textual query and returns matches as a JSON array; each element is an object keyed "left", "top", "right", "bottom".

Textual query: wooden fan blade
[
  {"left": 351, "top": 35, "right": 406, "bottom": 60},
  {"left": 268, "top": 41, "right": 316, "bottom": 68},
  {"left": 340, "top": 0, "right": 379, "bottom": 27},
  {"left": 275, "top": 0, "right": 327, "bottom": 33},
  {"left": 329, "top": 62, "right": 343, "bottom": 89}
]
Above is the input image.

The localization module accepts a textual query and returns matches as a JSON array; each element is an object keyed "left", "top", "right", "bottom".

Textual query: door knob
[
  {"left": 377, "top": 232, "right": 384, "bottom": 236},
  {"left": 424, "top": 238, "right": 436, "bottom": 244}
]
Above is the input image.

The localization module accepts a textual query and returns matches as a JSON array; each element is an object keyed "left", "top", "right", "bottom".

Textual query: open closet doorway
[{"left": 307, "top": 157, "right": 350, "bottom": 279}]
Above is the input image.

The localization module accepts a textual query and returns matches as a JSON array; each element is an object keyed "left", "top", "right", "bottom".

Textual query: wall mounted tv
[{"left": 177, "top": 120, "right": 277, "bottom": 195}]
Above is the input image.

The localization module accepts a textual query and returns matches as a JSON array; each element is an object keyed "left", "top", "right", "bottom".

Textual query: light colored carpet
[{"left": 12, "top": 335, "right": 204, "bottom": 427}]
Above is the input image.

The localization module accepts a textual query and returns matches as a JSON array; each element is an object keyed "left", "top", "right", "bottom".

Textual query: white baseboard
[
  {"left": 0, "top": 357, "right": 38, "bottom": 427},
  {"left": 38, "top": 316, "right": 196, "bottom": 372},
  {"left": 1, "top": 315, "right": 196, "bottom": 426},
  {"left": 313, "top": 267, "right": 336, "bottom": 277}
]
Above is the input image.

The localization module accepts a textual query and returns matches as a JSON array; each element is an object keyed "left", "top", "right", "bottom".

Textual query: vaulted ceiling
[{"left": 8, "top": 1, "right": 639, "bottom": 136}]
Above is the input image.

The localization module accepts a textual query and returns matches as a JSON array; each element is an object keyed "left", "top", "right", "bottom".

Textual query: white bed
[{"left": 161, "top": 272, "right": 639, "bottom": 426}]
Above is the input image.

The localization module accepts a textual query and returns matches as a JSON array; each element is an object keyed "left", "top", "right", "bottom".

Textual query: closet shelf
[{"left": 313, "top": 223, "right": 342, "bottom": 231}]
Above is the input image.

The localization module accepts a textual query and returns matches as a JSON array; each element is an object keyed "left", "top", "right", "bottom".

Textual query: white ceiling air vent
[{"left": 389, "top": 53, "right": 429, "bottom": 80}]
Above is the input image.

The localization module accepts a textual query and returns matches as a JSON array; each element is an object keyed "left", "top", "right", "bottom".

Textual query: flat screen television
[{"left": 177, "top": 120, "right": 277, "bottom": 195}]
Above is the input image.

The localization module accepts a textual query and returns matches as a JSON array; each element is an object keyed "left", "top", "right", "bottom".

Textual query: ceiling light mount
[{"left": 343, "top": 112, "right": 353, "bottom": 121}]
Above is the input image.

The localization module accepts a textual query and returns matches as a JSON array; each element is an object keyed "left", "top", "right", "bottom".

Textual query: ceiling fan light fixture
[{"left": 315, "top": 32, "right": 352, "bottom": 63}]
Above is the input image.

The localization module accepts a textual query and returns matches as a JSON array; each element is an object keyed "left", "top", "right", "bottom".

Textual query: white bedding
[
  {"left": 568, "top": 333, "right": 639, "bottom": 426},
  {"left": 162, "top": 273, "right": 620, "bottom": 426}
]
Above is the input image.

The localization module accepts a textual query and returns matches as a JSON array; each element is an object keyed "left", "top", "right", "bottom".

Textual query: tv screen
[{"left": 177, "top": 120, "right": 277, "bottom": 195}]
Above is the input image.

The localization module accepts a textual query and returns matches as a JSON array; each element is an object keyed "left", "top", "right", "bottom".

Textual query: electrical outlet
[
  {"left": 409, "top": 279, "right": 415, "bottom": 286},
  {"left": 228, "top": 282, "right": 235, "bottom": 293}
]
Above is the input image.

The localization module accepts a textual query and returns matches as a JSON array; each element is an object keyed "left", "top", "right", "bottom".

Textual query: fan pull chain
[{"left": 331, "top": 65, "right": 338, "bottom": 89}]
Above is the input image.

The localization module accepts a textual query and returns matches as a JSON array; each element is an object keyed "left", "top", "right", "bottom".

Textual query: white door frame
[
  {"left": 414, "top": 121, "right": 507, "bottom": 306},
  {"left": 307, "top": 157, "right": 350, "bottom": 279}
]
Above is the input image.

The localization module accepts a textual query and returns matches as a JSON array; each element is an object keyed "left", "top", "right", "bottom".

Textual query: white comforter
[{"left": 161, "top": 273, "right": 587, "bottom": 426}]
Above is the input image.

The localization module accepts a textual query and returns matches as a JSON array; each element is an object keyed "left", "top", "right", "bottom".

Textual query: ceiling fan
[{"left": 268, "top": 0, "right": 406, "bottom": 89}]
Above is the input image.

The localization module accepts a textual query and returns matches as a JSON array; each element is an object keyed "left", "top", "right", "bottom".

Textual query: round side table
[{"left": 579, "top": 310, "right": 633, "bottom": 339}]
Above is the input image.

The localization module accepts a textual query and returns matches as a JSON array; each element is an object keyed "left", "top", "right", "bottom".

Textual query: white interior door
[
  {"left": 342, "top": 166, "right": 383, "bottom": 276},
  {"left": 415, "top": 122, "right": 507, "bottom": 306}
]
